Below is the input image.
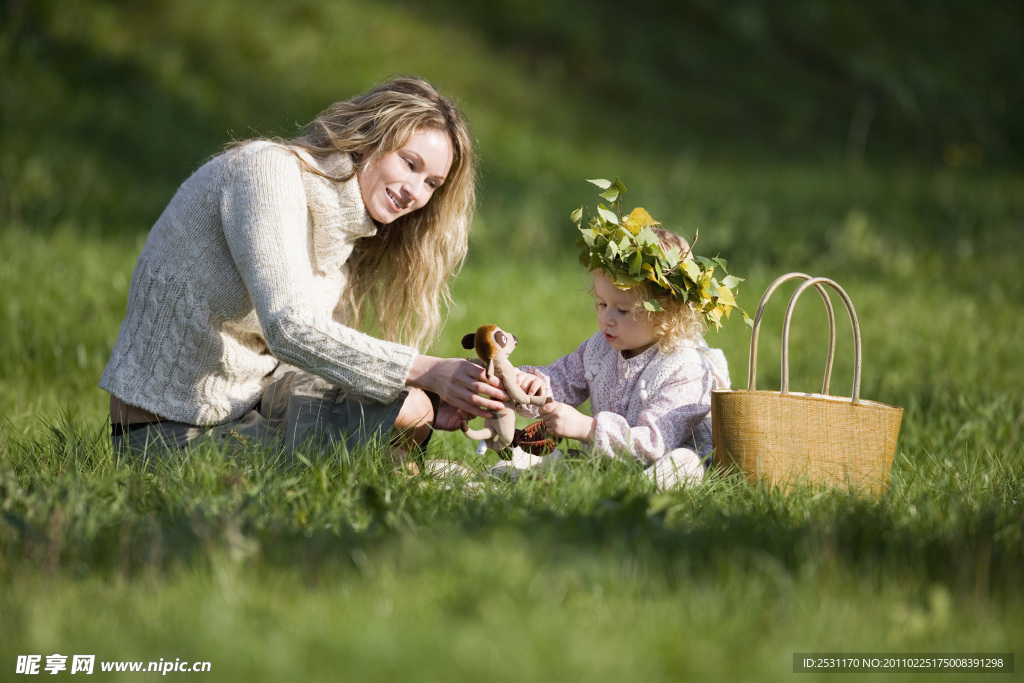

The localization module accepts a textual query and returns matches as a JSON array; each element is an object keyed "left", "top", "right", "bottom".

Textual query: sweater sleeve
[
  {"left": 219, "top": 145, "right": 416, "bottom": 403},
  {"left": 592, "top": 362, "right": 715, "bottom": 467}
]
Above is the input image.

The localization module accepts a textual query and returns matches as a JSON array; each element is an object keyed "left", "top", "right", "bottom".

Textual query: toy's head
[{"left": 462, "top": 324, "right": 518, "bottom": 362}]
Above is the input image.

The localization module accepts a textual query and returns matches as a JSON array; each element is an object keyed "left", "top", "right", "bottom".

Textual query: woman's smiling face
[{"left": 357, "top": 128, "right": 454, "bottom": 224}]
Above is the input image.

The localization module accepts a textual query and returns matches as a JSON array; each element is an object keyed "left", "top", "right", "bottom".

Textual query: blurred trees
[{"left": 2, "top": 0, "right": 1020, "bottom": 237}]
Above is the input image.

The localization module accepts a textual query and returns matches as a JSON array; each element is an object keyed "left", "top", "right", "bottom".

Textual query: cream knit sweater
[{"left": 100, "top": 141, "right": 418, "bottom": 426}]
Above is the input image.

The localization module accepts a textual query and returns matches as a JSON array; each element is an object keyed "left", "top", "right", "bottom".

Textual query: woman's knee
[
  {"left": 395, "top": 388, "right": 435, "bottom": 432},
  {"left": 390, "top": 389, "right": 436, "bottom": 463}
]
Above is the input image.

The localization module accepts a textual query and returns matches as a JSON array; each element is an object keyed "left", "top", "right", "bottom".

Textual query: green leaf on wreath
[
  {"left": 636, "top": 225, "right": 658, "bottom": 246},
  {"left": 663, "top": 247, "right": 680, "bottom": 270},
  {"left": 598, "top": 207, "right": 619, "bottom": 225},
  {"left": 716, "top": 284, "right": 738, "bottom": 308},
  {"left": 630, "top": 250, "right": 643, "bottom": 275}
]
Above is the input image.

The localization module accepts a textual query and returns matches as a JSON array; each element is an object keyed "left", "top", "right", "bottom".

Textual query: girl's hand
[
  {"left": 407, "top": 355, "right": 508, "bottom": 419},
  {"left": 515, "top": 370, "right": 547, "bottom": 398},
  {"left": 538, "top": 400, "right": 596, "bottom": 444}
]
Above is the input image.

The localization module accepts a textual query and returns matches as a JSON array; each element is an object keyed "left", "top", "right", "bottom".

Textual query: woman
[{"left": 101, "top": 76, "right": 507, "bottom": 459}]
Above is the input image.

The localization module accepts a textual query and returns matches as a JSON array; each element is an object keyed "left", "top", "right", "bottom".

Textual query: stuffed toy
[{"left": 460, "top": 324, "right": 552, "bottom": 455}]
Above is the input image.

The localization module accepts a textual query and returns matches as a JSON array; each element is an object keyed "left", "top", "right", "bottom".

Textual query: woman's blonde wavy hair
[
  {"left": 618, "top": 228, "right": 705, "bottom": 352},
  {"left": 284, "top": 76, "right": 475, "bottom": 351}
]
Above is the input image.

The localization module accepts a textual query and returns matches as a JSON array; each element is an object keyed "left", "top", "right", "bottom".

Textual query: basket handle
[
  {"left": 782, "top": 277, "right": 863, "bottom": 404},
  {"left": 748, "top": 273, "right": 837, "bottom": 394}
]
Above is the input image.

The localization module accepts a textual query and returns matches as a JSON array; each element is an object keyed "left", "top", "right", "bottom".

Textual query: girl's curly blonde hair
[{"left": 622, "top": 228, "right": 705, "bottom": 352}]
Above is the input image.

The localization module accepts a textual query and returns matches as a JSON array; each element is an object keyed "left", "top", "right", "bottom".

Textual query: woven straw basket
[{"left": 711, "top": 273, "right": 903, "bottom": 495}]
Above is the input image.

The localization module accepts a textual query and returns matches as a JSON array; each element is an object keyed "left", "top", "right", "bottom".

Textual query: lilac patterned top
[{"left": 518, "top": 331, "right": 730, "bottom": 466}]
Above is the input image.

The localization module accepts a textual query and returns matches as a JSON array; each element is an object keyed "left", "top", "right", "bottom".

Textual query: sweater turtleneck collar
[{"left": 296, "top": 148, "right": 376, "bottom": 274}]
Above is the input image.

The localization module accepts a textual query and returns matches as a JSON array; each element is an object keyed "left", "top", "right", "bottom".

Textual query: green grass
[
  {"left": 2, "top": 162, "right": 1023, "bottom": 680},
  {"left": 3, "top": 1, "right": 1023, "bottom": 680},
  {"left": 1, "top": 412, "right": 1021, "bottom": 681}
]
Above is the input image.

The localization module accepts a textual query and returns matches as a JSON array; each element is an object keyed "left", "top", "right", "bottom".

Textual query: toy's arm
[
  {"left": 496, "top": 359, "right": 549, "bottom": 406},
  {"left": 513, "top": 370, "right": 550, "bottom": 418}
]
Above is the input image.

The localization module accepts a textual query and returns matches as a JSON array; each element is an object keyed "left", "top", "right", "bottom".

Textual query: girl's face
[
  {"left": 593, "top": 272, "right": 658, "bottom": 359},
  {"left": 357, "top": 128, "right": 453, "bottom": 224}
]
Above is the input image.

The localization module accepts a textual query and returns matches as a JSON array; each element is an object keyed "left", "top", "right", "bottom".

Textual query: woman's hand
[
  {"left": 407, "top": 355, "right": 508, "bottom": 419},
  {"left": 538, "top": 400, "right": 596, "bottom": 444}
]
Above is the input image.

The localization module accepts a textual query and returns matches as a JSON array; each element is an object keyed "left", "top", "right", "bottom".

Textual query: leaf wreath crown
[{"left": 573, "top": 178, "right": 751, "bottom": 330}]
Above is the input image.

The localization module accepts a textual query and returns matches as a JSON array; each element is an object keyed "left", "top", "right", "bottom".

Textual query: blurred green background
[
  {"left": 2, "top": 4, "right": 1023, "bottom": 679},
  {"left": 1, "top": 0, "right": 1021, "bottom": 425},
  {"left": 0, "top": 0, "right": 1015, "bottom": 403},
  {"left": 4, "top": 0, "right": 1020, "bottom": 238}
]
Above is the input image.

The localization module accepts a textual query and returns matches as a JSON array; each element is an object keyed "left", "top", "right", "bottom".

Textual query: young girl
[{"left": 516, "top": 226, "right": 733, "bottom": 488}]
